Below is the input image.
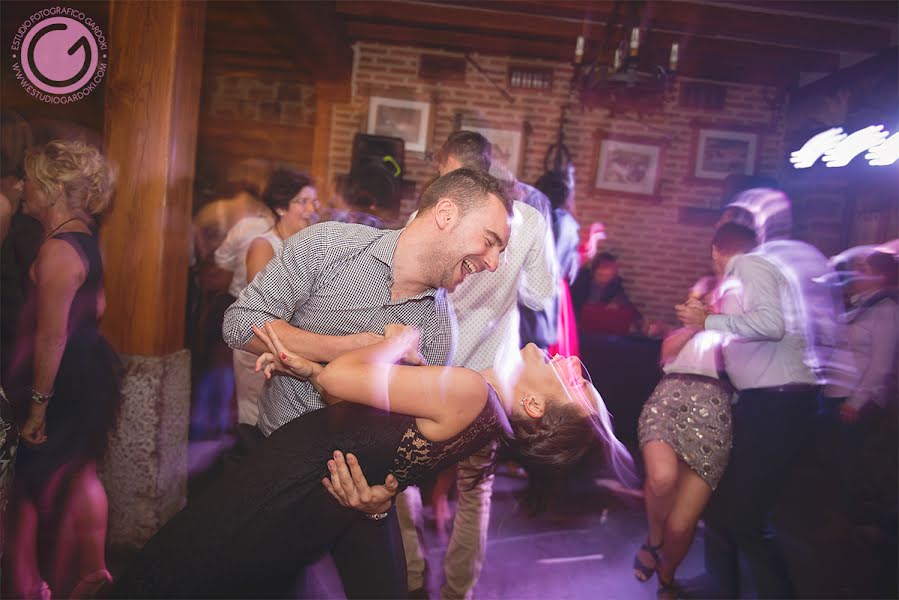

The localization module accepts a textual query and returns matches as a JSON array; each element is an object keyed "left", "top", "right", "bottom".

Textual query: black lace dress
[{"left": 114, "top": 385, "right": 505, "bottom": 598}]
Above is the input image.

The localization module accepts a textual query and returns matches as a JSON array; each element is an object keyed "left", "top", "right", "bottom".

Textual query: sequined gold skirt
[{"left": 638, "top": 373, "right": 733, "bottom": 489}]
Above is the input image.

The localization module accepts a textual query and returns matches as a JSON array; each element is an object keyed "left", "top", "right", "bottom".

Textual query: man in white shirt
[
  {"left": 677, "top": 222, "right": 829, "bottom": 598},
  {"left": 392, "top": 131, "right": 558, "bottom": 598}
]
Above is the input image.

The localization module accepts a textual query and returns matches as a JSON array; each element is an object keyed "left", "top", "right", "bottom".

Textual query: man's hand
[
  {"left": 383, "top": 324, "right": 424, "bottom": 365},
  {"left": 675, "top": 298, "right": 710, "bottom": 330},
  {"left": 322, "top": 450, "right": 399, "bottom": 515}
]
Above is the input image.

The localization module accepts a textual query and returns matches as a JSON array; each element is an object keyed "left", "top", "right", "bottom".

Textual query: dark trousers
[
  {"left": 702, "top": 386, "right": 818, "bottom": 598},
  {"left": 332, "top": 511, "right": 408, "bottom": 599}
]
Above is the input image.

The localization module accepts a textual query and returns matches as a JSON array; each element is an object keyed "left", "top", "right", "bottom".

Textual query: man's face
[{"left": 428, "top": 193, "right": 511, "bottom": 291}]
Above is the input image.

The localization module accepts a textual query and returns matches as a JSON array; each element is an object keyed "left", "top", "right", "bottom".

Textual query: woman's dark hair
[
  {"left": 534, "top": 170, "right": 571, "bottom": 211},
  {"left": 472, "top": 401, "right": 599, "bottom": 514},
  {"left": 262, "top": 168, "right": 313, "bottom": 214}
]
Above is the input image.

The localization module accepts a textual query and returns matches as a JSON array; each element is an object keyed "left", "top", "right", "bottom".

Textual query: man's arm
[
  {"left": 704, "top": 256, "right": 785, "bottom": 340},
  {"left": 223, "top": 224, "right": 379, "bottom": 363},
  {"left": 323, "top": 451, "right": 399, "bottom": 515},
  {"left": 518, "top": 207, "right": 558, "bottom": 312},
  {"left": 240, "top": 320, "right": 383, "bottom": 363}
]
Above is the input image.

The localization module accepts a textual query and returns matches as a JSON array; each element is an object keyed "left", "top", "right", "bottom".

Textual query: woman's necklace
[
  {"left": 43, "top": 216, "right": 83, "bottom": 241},
  {"left": 274, "top": 220, "right": 287, "bottom": 240}
]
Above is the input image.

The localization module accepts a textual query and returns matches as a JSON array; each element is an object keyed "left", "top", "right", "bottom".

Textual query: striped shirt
[{"left": 223, "top": 222, "right": 456, "bottom": 436}]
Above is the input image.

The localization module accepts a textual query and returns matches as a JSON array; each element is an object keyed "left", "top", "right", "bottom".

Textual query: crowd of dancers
[{"left": 0, "top": 112, "right": 896, "bottom": 600}]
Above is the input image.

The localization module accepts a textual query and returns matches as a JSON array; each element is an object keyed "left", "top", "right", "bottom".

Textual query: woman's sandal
[{"left": 633, "top": 541, "right": 663, "bottom": 582}]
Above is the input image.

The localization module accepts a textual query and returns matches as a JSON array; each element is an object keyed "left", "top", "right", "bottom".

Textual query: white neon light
[
  {"left": 823, "top": 125, "right": 889, "bottom": 168},
  {"left": 865, "top": 131, "right": 899, "bottom": 166},
  {"left": 789, "top": 127, "right": 846, "bottom": 169}
]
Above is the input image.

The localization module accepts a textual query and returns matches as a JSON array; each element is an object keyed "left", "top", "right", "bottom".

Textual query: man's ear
[{"left": 434, "top": 197, "right": 459, "bottom": 231}]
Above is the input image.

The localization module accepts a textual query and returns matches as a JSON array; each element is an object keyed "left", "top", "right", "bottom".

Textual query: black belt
[{"left": 740, "top": 384, "right": 819, "bottom": 394}]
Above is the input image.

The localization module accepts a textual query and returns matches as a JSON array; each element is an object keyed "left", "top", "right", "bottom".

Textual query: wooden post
[
  {"left": 100, "top": 0, "right": 205, "bottom": 548},
  {"left": 101, "top": 0, "right": 205, "bottom": 355}
]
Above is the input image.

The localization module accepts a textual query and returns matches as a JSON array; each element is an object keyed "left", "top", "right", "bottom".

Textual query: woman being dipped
[{"left": 114, "top": 323, "right": 633, "bottom": 598}]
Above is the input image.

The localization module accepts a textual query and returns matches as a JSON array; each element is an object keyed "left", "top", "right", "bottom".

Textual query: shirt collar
[{"left": 369, "top": 228, "right": 439, "bottom": 302}]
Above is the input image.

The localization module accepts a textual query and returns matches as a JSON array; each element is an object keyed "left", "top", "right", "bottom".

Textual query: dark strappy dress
[{"left": 114, "top": 385, "right": 505, "bottom": 598}]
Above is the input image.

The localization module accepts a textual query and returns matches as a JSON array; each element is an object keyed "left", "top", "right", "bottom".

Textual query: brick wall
[
  {"left": 206, "top": 75, "right": 316, "bottom": 128},
  {"left": 328, "top": 42, "right": 788, "bottom": 325},
  {"left": 195, "top": 67, "right": 317, "bottom": 193}
]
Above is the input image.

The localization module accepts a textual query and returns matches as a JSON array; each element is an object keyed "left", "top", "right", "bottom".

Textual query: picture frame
[
  {"left": 464, "top": 124, "right": 523, "bottom": 177},
  {"left": 691, "top": 128, "right": 758, "bottom": 180},
  {"left": 367, "top": 96, "right": 431, "bottom": 153},
  {"left": 593, "top": 135, "right": 663, "bottom": 197}
]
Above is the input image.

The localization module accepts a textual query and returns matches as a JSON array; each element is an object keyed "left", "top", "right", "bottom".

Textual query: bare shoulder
[{"left": 34, "top": 238, "right": 87, "bottom": 284}]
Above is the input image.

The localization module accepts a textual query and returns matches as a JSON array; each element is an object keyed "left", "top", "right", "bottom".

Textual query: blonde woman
[{"left": 3, "top": 141, "right": 120, "bottom": 599}]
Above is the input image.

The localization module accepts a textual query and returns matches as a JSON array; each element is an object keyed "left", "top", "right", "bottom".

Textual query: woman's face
[
  {"left": 22, "top": 176, "right": 51, "bottom": 218},
  {"left": 516, "top": 344, "right": 584, "bottom": 415},
  {"left": 279, "top": 185, "right": 318, "bottom": 234},
  {"left": 593, "top": 262, "right": 617, "bottom": 287}
]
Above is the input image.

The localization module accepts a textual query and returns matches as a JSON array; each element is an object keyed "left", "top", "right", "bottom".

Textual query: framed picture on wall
[
  {"left": 593, "top": 136, "right": 663, "bottom": 197},
  {"left": 367, "top": 96, "right": 431, "bottom": 153},
  {"left": 692, "top": 128, "right": 758, "bottom": 180},
  {"left": 464, "top": 125, "right": 523, "bottom": 176}
]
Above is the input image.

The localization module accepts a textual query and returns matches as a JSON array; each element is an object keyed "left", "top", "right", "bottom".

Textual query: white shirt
[
  {"left": 705, "top": 251, "right": 818, "bottom": 390},
  {"left": 845, "top": 293, "right": 899, "bottom": 410},
  {"left": 663, "top": 330, "right": 724, "bottom": 379},
  {"left": 214, "top": 216, "right": 274, "bottom": 297},
  {"left": 450, "top": 201, "right": 558, "bottom": 371}
]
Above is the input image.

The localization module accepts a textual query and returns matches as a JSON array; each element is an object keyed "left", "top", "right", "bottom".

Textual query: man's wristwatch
[
  {"left": 364, "top": 510, "right": 390, "bottom": 521},
  {"left": 31, "top": 389, "right": 53, "bottom": 405}
]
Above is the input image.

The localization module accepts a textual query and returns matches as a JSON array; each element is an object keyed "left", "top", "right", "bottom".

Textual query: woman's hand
[
  {"left": 383, "top": 324, "right": 424, "bottom": 366},
  {"left": 253, "top": 323, "right": 323, "bottom": 383},
  {"left": 21, "top": 413, "right": 48, "bottom": 446}
]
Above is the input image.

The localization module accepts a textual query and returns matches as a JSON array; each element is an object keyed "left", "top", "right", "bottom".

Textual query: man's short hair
[
  {"left": 417, "top": 168, "right": 513, "bottom": 217},
  {"left": 711, "top": 222, "right": 757, "bottom": 256},
  {"left": 437, "top": 130, "right": 492, "bottom": 172}
]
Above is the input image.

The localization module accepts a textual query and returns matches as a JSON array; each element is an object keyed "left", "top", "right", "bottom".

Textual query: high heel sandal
[{"left": 633, "top": 540, "right": 662, "bottom": 582}]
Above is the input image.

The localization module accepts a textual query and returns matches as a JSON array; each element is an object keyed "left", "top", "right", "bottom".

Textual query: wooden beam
[
  {"left": 260, "top": 0, "right": 352, "bottom": 81},
  {"left": 345, "top": 20, "right": 831, "bottom": 84},
  {"left": 102, "top": 0, "right": 206, "bottom": 355},
  {"left": 340, "top": 2, "right": 840, "bottom": 71},
  {"left": 412, "top": 0, "right": 892, "bottom": 53}
]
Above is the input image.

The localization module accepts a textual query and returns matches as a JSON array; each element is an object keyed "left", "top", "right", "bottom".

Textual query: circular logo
[{"left": 10, "top": 8, "right": 108, "bottom": 104}]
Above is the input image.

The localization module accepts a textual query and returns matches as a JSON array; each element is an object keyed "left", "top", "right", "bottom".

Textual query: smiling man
[{"left": 223, "top": 167, "right": 512, "bottom": 437}]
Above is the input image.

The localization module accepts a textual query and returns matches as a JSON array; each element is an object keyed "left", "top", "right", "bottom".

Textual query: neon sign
[{"left": 790, "top": 125, "right": 898, "bottom": 168}]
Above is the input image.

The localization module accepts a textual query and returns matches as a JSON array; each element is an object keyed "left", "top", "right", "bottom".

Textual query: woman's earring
[{"left": 520, "top": 398, "right": 525, "bottom": 407}]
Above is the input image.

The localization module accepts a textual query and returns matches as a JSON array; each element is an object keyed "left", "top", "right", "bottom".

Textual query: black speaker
[{"left": 350, "top": 133, "right": 405, "bottom": 179}]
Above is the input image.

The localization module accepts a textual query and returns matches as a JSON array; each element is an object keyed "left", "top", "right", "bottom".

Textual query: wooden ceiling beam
[
  {"left": 344, "top": 15, "right": 839, "bottom": 73},
  {"left": 260, "top": 0, "right": 352, "bottom": 82},
  {"left": 339, "top": 2, "right": 841, "bottom": 71},
  {"left": 345, "top": 20, "right": 802, "bottom": 86},
  {"left": 413, "top": 0, "right": 892, "bottom": 53}
]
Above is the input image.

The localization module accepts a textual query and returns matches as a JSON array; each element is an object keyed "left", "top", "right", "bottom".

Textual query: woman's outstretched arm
[{"left": 254, "top": 323, "right": 489, "bottom": 429}]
